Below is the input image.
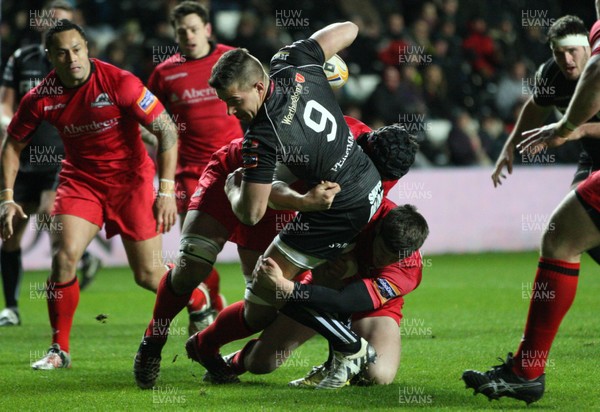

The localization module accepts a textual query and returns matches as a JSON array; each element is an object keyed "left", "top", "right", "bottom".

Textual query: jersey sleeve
[
  {"left": 7, "top": 92, "right": 43, "bottom": 142},
  {"left": 147, "top": 68, "right": 167, "bottom": 109},
  {"left": 362, "top": 250, "right": 423, "bottom": 309},
  {"left": 270, "top": 38, "right": 325, "bottom": 70},
  {"left": 1, "top": 54, "right": 17, "bottom": 89},
  {"left": 114, "top": 71, "right": 165, "bottom": 125},
  {"left": 590, "top": 20, "right": 600, "bottom": 56},
  {"left": 241, "top": 112, "right": 278, "bottom": 184}
]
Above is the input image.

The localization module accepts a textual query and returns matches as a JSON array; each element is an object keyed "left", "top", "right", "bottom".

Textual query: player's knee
[
  {"left": 52, "top": 245, "right": 80, "bottom": 270},
  {"left": 132, "top": 266, "right": 160, "bottom": 291},
  {"left": 246, "top": 357, "right": 278, "bottom": 374},
  {"left": 541, "top": 226, "right": 571, "bottom": 258}
]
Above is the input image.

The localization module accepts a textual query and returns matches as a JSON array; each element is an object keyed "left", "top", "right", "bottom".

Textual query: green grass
[{"left": 1, "top": 251, "right": 599, "bottom": 411}]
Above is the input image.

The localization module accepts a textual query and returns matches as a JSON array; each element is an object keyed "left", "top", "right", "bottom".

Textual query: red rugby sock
[
  {"left": 203, "top": 268, "right": 224, "bottom": 312},
  {"left": 512, "top": 257, "right": 579, "bottom": 379},
  {"left": 144, "top": 269, "right": 191, "bottom": 342},
  {"left": 47, "top": 277, "right": 80, "bottom": 353},
  {"left": 196, "top": 300, "right": 254, "bottom": 355},
  {"left": 186, "top": 287, "right": 208, "bottom": 313}
]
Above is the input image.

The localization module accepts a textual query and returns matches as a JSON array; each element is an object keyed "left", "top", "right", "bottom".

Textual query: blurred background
[{"left": 1, "top": 0, "right": 597, "bottom": 168}]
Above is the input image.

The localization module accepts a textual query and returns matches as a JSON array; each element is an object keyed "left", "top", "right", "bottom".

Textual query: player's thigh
[
  {"left": 542, "top": 191, "right": 600, "bottom": 260},
  {"left": 122, "top": 234, "right": 163, "bottom": 277},
  {"left": 352, "top": 315, "right": 400, "bottom": 385},
  {"left": 238, "top": 246, "right": 263, "bottom": 282},
  {"left": 246, "top": 314, "right": 316, "bottom": 374}
]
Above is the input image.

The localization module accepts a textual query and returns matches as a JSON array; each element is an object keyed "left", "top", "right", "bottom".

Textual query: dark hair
[
  {"left": 381, "top": 204, "right": 429, "bottom": 257},
  {"left": 171, "top": 1, "right": 209, "bottom": 27},
  {"left": 209, "top": 48, "right": 264, "bottom": 90},
  {"left": 45, "top": 19, "right": 87, "bottom": 50},
  {"left": 357, "top": 124, "right": 419, "bottom": 180},
  {"left": 547, "top": 15, "right": 588, "bottom": 43},
  {"left": 46, "top": 0, "right": 74, "bottom": 12}
]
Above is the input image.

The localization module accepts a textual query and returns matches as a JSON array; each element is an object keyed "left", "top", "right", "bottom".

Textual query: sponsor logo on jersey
[
  {"left": 63, "top": 118, "right": 118, "bottom": 135},
  {"left": 137, "top": 88, "right": 158, "bottom": 114},
  {"left": 91, "top": 92, "right": 113, "bottom": 108},
  {"left": 295, "top": 73, "right": 305, "bottom": 83},
  {"left": 164, "top": 72, "right": 188, "bottom": 81},
  {"left": 375, "top": 278, "right": 399, "bottom": 301},
  {"left": 181, "top": 87, "right": 217, "bottom": 100},
  {"left": 272, "top": 51, "right": 290, "bottom": 62},
  {"left": 281, "top": 83, "right": 303, "bottom": 125},
  {"left": 330, "top": 134, "right": 354, "bottom": 172},
  {"left": 43, "top": 103, "right": 66, "bottom": 111}
]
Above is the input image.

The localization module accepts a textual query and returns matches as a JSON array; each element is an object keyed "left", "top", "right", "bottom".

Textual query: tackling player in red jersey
[
  {"left": 0, "top": 20, "right": 179, "bottom": 370},
  {"left": 462, "top": 8, "right": 600, "bottom": 404},
  {"left": 147, "top": 1, "right": 244, "bottom": 334},
  {"left": 183, "top": 117, "right": 421, "bottom": 388},
  {"left": 234, "top": 198, "right": 427, "bottom": 388}
]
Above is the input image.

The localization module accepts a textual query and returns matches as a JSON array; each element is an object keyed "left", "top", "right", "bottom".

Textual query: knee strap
[{"left": 179, "top": 234, "right": 221, "bottom": 266}]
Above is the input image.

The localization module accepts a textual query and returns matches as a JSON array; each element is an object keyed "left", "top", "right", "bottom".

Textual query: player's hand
[
  {"left": 253, "top": 255, "right": 293, "bottom": 294},
  {"left": 0, "top": 202, "right": 27, "bottom": 241},
  {"left": 301, "top": 181, "right": 341, "bottom": 212},
  {"left": 224, "top": 167, "right": 243, "bottom": 199},
  {"left": 153, "top": 195, "right": 177, "bottom": 233},
  {"left": 491, "top": 144, "right": 515, "bottom": 188},
  {"left": 518, "top": 121, "right": 574, "bottom": 155}
]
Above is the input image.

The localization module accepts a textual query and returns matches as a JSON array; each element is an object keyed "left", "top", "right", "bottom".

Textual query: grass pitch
[{"left": 1, "top": 251, "right": 599, "bottom": 411}]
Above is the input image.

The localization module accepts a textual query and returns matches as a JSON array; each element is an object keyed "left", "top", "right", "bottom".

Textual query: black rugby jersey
[
  {"left": 242, "top": 38, "right": 380, "bottom": 209},
  {"left": 2, "top": 44, "right": 64, "bottom": 173},
  {"left": 533, "top": 57, "right": 600, "bottom": 169}
]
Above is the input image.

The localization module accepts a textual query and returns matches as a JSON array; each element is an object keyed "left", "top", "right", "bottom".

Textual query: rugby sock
[
  {"left": 186, "top": 286, "right": 208, "bottom": 313},
  {"left": 230, "top": 338, "right": 258, "bottom": 375},
  {"left": 279, "top": 303, "right": 361, "bottom": 354},
  {"left": 512, "top": 257, "right": 579, "bottom": 380},
  {"left": 1, "top": 249, "right": 23, "bottom": 309},
  {"left": 586, "top": 246, "right": 600, "bottom": 265},
  {"left": 47, "top": 277, "right": 80, "bottom": 353},
  {"left": 195, "top": 300, "right": 255, "bottom": 355},
  {"left": 203, "top": 268, "right": 224, "bottom": 312},
  {"left": 144, "top": 269, "right": 191, "bottom": 342}
]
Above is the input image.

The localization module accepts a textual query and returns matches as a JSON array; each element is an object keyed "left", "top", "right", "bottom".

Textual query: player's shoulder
[
  {"left": 344, "top": 116, "right": 372, "bottom": 137},
  {"left": 93, "top": 58, "right": 140, "bottom": 84},
  {"left": 534, "top": 57, "right": 560, "bottom": 83},
  {"left": 214, "top": 43, "right": 236, "bottom": 56},
  {"left": 154, "top": 53, "right": 186, "bottom": 71},
  {"left": 11, "top": 44, "right": 44, "bottom": 63}
]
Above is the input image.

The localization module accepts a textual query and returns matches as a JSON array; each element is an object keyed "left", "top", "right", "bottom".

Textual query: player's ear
[{"left": 205, "top": 22, "right": 212, "bottom": 37}]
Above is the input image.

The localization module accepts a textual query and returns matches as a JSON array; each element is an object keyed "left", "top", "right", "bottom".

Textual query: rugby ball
[{"left": 323, "top": 54, "right": 349, "bottom": 89}]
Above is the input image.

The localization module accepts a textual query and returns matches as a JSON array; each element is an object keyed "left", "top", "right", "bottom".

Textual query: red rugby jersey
[
  {"left": 8, "top": 59, "right": 164, "bottom": 178},
  {"left": 148, "top": 45, "right": 243, "bottom": 172}
]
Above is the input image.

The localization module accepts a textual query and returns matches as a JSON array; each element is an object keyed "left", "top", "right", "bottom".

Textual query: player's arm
[
  {"left": 310, "top": 22, "right": 358, "bottom": 61},
  {"left": 269, "top": 181, "right": 340, "bottom": 211},
  {"left": 255, "top": 256, "right": 375, "bottom": 313},
  {"left": 0, "top": 86, "right": 16, "bottom": 130},
  {"left": 0, "top": 134, "right": 29, "bottom": 240},
  {"left": 139, "top": 124, "right": 158, "bottom": 147},
  {"left": 520, "top": 54, "right": 600, "bottom": 150},
  {"left": 491, "top": 96, "right": 552, "bottom": 187},
  {"left": 145, "top": 110, "right": 178, "bottom": 232},
  {"left": 224, "top": 167, "right": 271, "bottom": 225}
]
